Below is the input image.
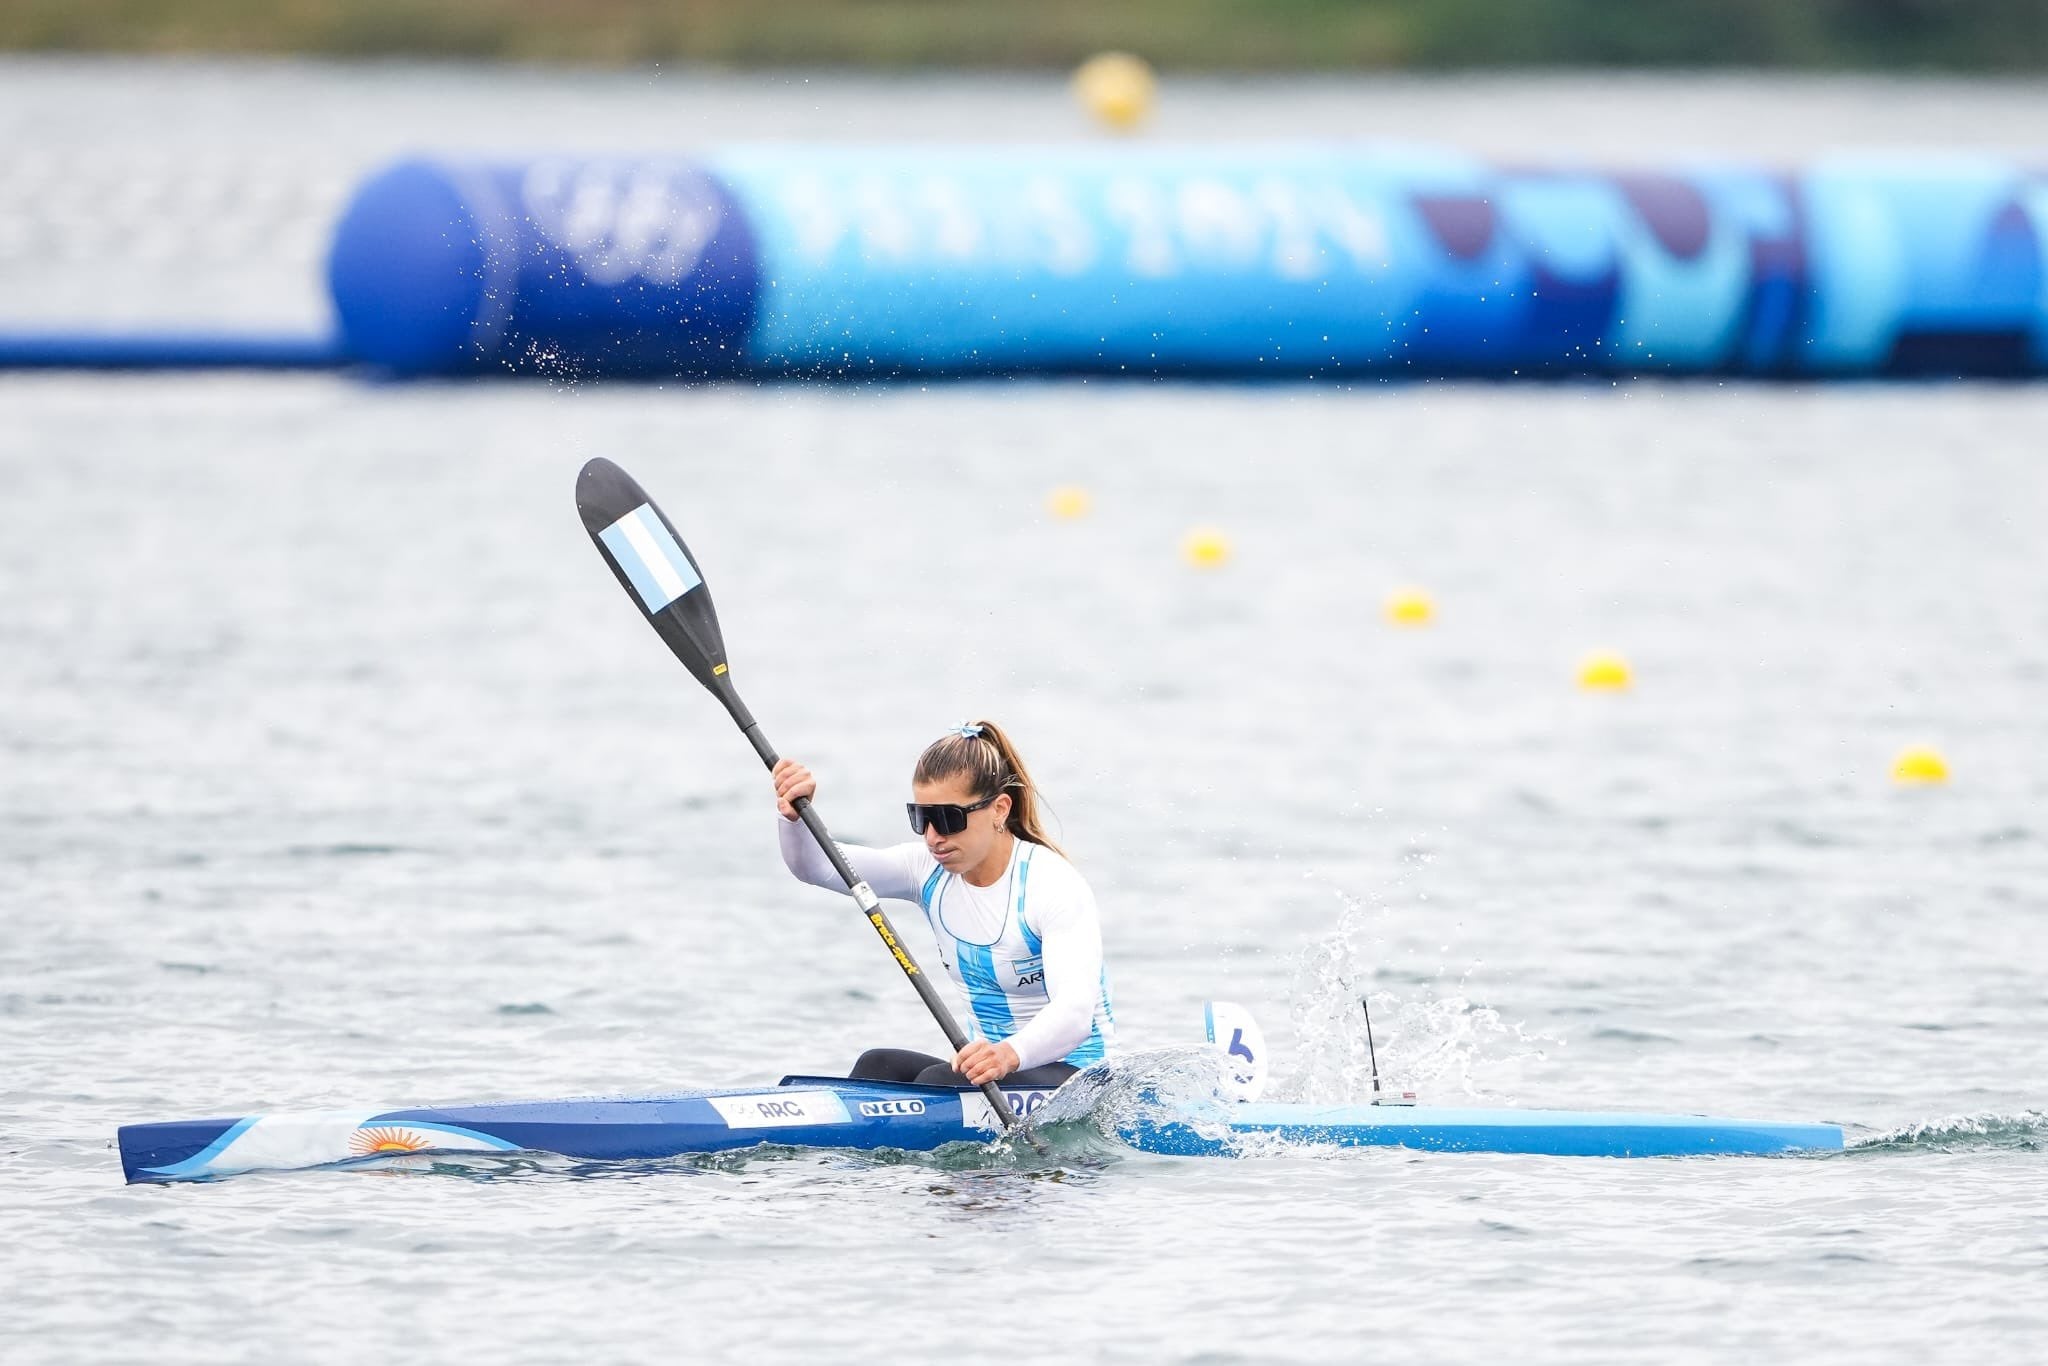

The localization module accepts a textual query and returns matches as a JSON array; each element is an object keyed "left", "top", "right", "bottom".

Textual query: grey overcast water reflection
[{"left": 4, "top": 60, "right": 2048, "bottom": 1366}]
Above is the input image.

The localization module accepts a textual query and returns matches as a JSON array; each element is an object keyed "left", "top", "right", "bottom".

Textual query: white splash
[{"left": 1273, "top": 887, "right": 1562, "bottom": 1105}]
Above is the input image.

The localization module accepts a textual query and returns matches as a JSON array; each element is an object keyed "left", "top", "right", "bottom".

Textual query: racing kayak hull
[{"left": 117, "top": 1075, "right": 1844, "bottom": 1183}]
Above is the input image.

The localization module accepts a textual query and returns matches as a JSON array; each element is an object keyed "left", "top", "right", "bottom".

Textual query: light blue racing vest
[{"left": 917, "top": 844, "right": 1113, "bottom": 1068}]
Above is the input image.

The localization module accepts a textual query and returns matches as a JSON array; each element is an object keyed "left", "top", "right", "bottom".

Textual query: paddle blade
[{"left": 575, "top": 457, "right": 737, "bottom": 702}]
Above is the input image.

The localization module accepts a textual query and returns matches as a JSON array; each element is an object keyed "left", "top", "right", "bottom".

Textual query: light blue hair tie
[{"left": 950, "top": 721, "right": 985, "bottom": 739}]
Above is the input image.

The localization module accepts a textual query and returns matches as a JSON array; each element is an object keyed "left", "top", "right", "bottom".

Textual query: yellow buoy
[
  {"left": 1181, "top": 527, "right": 1232, "bottom": 569},
  {"left": 1072, "top": 52, "right": 1157, "bottom": 132},
  {"left": 1576, "top": 649, "right": 1632, "bottom": 691},
  {"left": 1047, "top": 485, "right": 1092, "bottom": 520},
  {"left": 1384, "top": 587, "right": 1436, "bottom": 627},
  {"left": 1891, "top": 745, "right": 1949, "bottom": 785}
]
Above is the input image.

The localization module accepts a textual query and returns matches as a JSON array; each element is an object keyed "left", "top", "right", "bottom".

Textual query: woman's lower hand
[
  {"left": 771, "top": 758, "right": 816, "bottom": 820},
  {"left": 952, "top": 1041, "right": 1020, "bottom": 1085}
]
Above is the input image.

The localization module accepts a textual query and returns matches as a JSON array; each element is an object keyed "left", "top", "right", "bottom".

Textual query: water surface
[{"left": 4, "top": 374, "right": 2043, "bottom": 1363}]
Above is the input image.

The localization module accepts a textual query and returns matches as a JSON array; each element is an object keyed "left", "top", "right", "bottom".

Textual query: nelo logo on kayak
[{"left": 858, "top": 1099, "right": 926, "bottom": 1117}]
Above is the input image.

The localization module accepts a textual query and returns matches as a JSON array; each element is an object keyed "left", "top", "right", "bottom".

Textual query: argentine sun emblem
[{"left": 349, "top": 1126, "right": 435, "bottom": 1157}]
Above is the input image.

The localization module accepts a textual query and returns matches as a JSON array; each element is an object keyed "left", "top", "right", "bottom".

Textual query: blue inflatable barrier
[
  {"left": 323, "top": 147, "right": 2048, "bottom": 379},
  {"left": 4, "top": 147, "right": 2038, "bottom": 378}
]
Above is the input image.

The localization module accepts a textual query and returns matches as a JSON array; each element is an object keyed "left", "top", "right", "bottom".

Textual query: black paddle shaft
[{"left": 573, "top": 457, "right": 1025, "bottom": 1135}]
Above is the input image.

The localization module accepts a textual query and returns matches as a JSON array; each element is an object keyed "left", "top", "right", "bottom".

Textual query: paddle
[{"left": 573, "top": 456, "right": 1029, "bottom": 1138}]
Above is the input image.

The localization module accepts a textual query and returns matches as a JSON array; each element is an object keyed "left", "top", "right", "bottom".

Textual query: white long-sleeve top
[{"left": 776, "top": 817, "right": 1115, "bottom": 1071}]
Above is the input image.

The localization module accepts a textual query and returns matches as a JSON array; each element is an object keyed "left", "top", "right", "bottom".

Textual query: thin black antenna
[{"left": 1361, "top": 994, "right": 1383, "bottom": 1101}]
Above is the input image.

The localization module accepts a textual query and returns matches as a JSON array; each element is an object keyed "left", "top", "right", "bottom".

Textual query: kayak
[{"left": 117, "top": 1074, "right": 1844, "bottom": 1183}]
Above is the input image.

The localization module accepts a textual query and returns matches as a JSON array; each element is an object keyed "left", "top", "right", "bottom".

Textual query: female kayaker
[{"left": 770, "top": 720, "right": 1114, "bottom": 1089}]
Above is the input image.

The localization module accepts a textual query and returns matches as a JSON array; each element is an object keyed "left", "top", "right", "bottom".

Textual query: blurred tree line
[{"left": 7, "top": 0, "right": 2044, "bottom": 70}]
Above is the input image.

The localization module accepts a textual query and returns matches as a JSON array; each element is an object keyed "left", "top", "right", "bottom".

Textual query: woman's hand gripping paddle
[{"left": 573, "top": 457, "right": 1032, "bottom": 1142}]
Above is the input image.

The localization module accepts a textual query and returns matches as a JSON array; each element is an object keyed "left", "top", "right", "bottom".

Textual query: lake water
[{"left": 3, "top": 58, "right": 2047, "bottom": 1365}]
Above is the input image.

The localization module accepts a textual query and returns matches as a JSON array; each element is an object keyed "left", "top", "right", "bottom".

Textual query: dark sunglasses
[{"left": 906, "top": 793, "right": 998, "bottom": 836}]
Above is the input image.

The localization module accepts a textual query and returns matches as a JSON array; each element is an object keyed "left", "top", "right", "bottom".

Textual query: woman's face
[{"left": 912, "top": 773, "right": 1011, "bottom": 871}]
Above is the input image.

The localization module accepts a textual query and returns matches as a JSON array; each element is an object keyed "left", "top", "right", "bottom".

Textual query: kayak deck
[{"left": 118, "top": 1075, "right": 1843, "bottom": 1183}]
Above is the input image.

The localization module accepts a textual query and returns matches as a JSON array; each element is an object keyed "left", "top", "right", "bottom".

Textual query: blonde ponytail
[{"left": 912, "top": 719, "right": 1065, "bottom": 857}]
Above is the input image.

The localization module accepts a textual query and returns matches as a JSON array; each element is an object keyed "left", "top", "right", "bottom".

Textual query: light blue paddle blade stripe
[
  {"left": 598, "top": 503, "right": 703, "bottom": 613},
  {"left": 955, "top": 941, "right": 1016, "bottom": 1040}
]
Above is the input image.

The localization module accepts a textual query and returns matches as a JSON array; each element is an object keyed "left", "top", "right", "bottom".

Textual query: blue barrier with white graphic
[
  {"left": 328, "top": 157, "right": 759, "bottom": 376},
  {"left": 322, "top": 146, "right": 2048, "bottom": 379}
]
